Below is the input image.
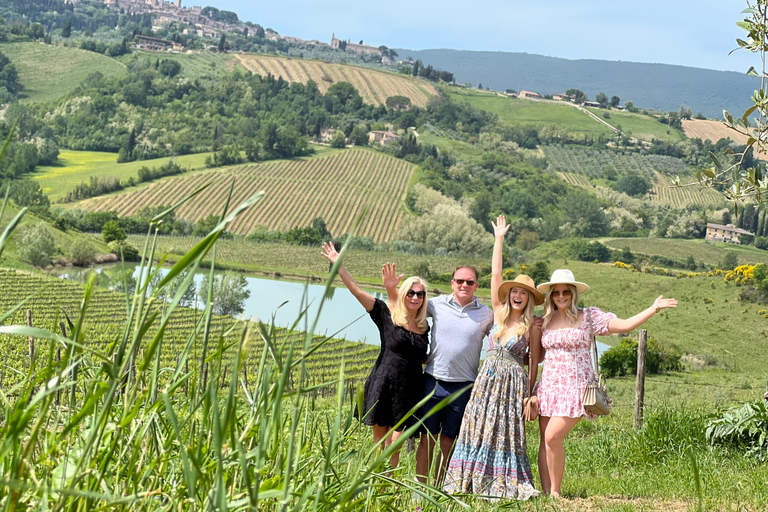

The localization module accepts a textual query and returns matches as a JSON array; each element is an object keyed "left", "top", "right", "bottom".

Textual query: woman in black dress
[{"left": 322, "top": 242, "right": 429, "bottom": 469}]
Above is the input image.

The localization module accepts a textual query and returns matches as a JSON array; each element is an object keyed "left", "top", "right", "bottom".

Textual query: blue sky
[{"left": 209, "top": 0, "right": 756, "bottom": 73}]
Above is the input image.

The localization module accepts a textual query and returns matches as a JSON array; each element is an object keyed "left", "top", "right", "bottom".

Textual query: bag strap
[{"left": 586, "top": 308, "right": 599, "bottom": 374}]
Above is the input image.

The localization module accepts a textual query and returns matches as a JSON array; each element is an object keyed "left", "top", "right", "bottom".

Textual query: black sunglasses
[
  {"left": 406, "top": 289, "right": 426, "bottom": 299},
  {"left": 453, "top": 279, "right": 477, "bottom": 286}
]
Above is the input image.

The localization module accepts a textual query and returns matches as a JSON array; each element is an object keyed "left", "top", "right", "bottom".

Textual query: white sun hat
[{"left": 537, "top": 269, "right": 589, "bottom": 295}]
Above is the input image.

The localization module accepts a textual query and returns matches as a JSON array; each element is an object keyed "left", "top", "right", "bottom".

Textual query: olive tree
[{"left": 19, "top": 223, "right": 56, "bottom": 267}]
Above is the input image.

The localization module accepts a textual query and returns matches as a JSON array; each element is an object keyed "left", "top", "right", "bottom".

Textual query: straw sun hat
[
  {"left": 536, "top": 269, "right": 589, "bottom": 295},
  {"left": 498, "top": 274, "right": 545, "bottom": 305}
]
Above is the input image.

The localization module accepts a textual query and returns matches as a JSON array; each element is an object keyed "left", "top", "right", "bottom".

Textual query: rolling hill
[
  {"left": 397, "top": 48, "right": 758, "bottom": 118},
  {"left": 75, "top": 148, "right": 415, "bottom": 242},
  {"left": 2, "top": 42, "right": 128, "bottom": 104},
  {"left": 232, "top": 54, "right": 437, "bottom": 107}
]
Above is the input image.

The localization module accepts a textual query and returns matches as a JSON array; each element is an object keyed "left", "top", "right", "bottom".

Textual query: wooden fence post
[
  {"left": 26, "top": 309, "right": 34, "bottom": 367},
  {"left": 634, "top": 329, "right": 648, "bottom": 430}
]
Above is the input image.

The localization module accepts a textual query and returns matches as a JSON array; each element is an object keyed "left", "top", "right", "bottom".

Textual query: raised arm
[
  {"left": 607, "top": 296, "right": 678, "bottom": 334},
  {"left": 322, "top": 242, "right": 375, "bottom": 312},
  {"left": 382, "top": 262, "right": 403, "bottom": 305},
  {"left": 491, "top": 214, "right": 511, "bottom": 310}
]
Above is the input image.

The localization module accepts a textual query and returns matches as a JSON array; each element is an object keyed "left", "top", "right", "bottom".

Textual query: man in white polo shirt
[{"left": 385, "top": 265, "right": 493, "bottom": 485}]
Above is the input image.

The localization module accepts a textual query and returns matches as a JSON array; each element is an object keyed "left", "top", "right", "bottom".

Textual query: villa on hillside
[
  {"left": 369, "top": 130, "right": 399, "bottom": 144},
  {"left": 518, "top": 91, "right": 541, "bottom": 99},
  {"left": 705, "top": 223, "right": 753, "bottom": 244},
  {"left": 134, "top": 35, "right": 176, "bottom": 51},
  {"left": 582, "top": 100, "right": 602, "bottom": 108},
  {"left": 553, "top": 93, "right": 574, "bottom": 102}
]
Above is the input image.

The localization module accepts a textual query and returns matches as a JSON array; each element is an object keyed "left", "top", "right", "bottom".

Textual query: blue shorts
[{"left": 420, "top": 373, "right": 474, "bottom": 439}]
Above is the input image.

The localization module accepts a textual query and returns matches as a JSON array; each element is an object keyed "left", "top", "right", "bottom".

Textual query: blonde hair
[
  {"left": 542, "top": 284, "right": 580, "bottom": 329},
  {"left": 391, "top": 276, "right": 429, "bottom": 331},
  {"left": 493, "top": 289, "right": 536, "bottom": 344}
]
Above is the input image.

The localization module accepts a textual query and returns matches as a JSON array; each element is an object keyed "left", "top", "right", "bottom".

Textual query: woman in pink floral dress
[{"left": 534, "top": 269, "right": 677, "bottom": 497}]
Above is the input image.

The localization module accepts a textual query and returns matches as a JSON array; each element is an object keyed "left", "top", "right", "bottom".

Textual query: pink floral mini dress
[{"left": 535, "top": 307, "right": 616, "bottom": 420}]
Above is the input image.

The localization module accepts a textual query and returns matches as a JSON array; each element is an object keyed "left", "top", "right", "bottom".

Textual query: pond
[{"left": 55, "top": 265, "right": 610, "bottom": 357}]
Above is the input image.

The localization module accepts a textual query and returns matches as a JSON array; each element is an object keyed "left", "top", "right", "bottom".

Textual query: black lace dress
[{"left": 357, "top": 299, "right": 430, "bottom": 430}]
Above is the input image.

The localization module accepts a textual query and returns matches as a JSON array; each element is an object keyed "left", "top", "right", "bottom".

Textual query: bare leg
[
  {"left": 415, "top": 433, "right": 435, "bottom": 484},
  {"left": 543, "top": 416, "right": 582, "bottom": 497},
  {"left": 538, "top": 416, "right": 551, "bottom": 494},
  {"left": 435, "top": 434, "right": 455, "bottom": 485},
  {"left": 372, "top": 424, "right": 403, "bottom": 469},
  {"left": 389, "top": 429, "right": 403, "bottom": 468}
]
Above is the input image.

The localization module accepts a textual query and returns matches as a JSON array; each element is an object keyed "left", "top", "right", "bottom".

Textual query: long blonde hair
[
  {"left": 391, "top": 276, "right": 429, "bottom": 331},
  {"left": 493, "top": 289, "right": 536, "bottom": 344},
  {"left": 542, "top": 284, "right": 580, "bottom": 329}
]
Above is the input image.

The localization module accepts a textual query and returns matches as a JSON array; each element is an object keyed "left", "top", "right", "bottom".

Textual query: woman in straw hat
[
  {"left": 535, "top": 269, "right": 677, "bottom": 497},
  {"left": 321, "top": 242, "right": 429, "bottom": 470},
  {"left": 443, "top": 215, "right": 542, "bottom": 500}
]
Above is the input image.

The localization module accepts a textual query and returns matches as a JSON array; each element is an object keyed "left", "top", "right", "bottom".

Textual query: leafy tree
[
  {"left": 755, "top": 236, "right": 768, "bottom": 250},
  {"left": 326, "top": 81, "right": 360, "bottom": 106},
  {"left": 524, "top": 261, "right": 550, "bottom": 286},
  {"left": 385, "top": 95, "right": 411, "bottom": 112},
  {"left": 562, "top": 192, "right": 608, "bottom": 237},
  {"left": 193, "top": 214, "right": 222, "bottom": 237},
  {"left": 610, "top": 96, "right": 620, "bottom": 108},
  {"left": 200, "top": 273, "right": 250, "bottom": 316},
  {"left": 614, "top": 175, "right": 650, "bottom": 197},
  {"left": 721, "top": 250, "right": 739, "bottom": 270},
  {"left": 516, "top": 230, "right": 540, "bottom": 251},
  {"left": 102, "top": 220, "right": 126, "bottom": 243},
  {"left": 70, "top": 239, "right": 97, "bottom": 266},
  {"left": 158, "top": 59, "right": 181, "bottom": 78},
  {"left": 329, "top": 129, "right": 346, "bottom": 148},
  {"left": 566, "top": 88, "right": 587, "bottom": 103},
  {"left": 0, "top": 50, "right": 19, "bottom": 95},
  {"left": 349, "top": 124, "right": 368, "bottom": 146},
  {"left": 107, "top": 240, "right": 139, "bottom": 261},
  {"left": 595, "top": 92, "right": 608, "bottom": 107},
  {"left": 19, "top": 223, "right": 56, "bottom": 267}
]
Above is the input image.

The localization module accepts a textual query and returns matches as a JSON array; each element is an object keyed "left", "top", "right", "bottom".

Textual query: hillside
[
  {"left": 397, "top": 48, "right": 758, "bottom": 118},
  {"left": 232, "top": 54, "right": 437, "bottom": 107},
  {"left": 681, "top": 118, "right": 749, "bottom": 144},
  {"left": 75, "top": 149, "right": 415, "bottom": 242},
  {"left": 2, "top": 42, "right": 128, "bottom": 104}
]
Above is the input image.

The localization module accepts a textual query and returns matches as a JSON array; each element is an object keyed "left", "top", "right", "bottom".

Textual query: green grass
[
  {"left": 602, "top": 237, "right": 768, "bottom": 267},
  {"left": 418, "top": 132, "right": 488, "bottom": 163},
  {"left": 2, "top": 42, "right": 128, "bottom": 104},
  {"left": 446, "top": 88, "right": 614, "bottom": 138},
  {"left": 31, "top": 150, "right": 212, "bottom": 201},
  {"left": 118, "top": 50, "right": 235, "bottom": 81},
  {"left": 585, "top": 107, "right": 687, "bottom": 143}
]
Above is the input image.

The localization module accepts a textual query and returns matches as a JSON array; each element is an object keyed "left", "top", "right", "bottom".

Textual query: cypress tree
[
  {"left": 758, "top": 208, "right": 766, "bottom": 238},
  {"left": 62, "top": 18, "right": 72, "bottom": 38}
]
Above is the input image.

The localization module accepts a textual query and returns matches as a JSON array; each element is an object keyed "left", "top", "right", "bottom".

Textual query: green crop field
[
  {"left": 418, "top": 131, "right": 488, "bottom": 163},
  {"left": 32, "top": 150, "right": 213, "bottom": 202},
  {"left": 78, "top": 148, "right": 415, "bottom": 242},
  {"left": 584, "top": 107, "right": 687, "bottom": 143},
  {"left": 118, "top": 50, "right": 235, "bottom": 81},
  {"left": 2, "top": 42, "right": 128, "bottom": 104},
  {"left": 446, "top": 89, "right": 614, "bottom": 137},
  {"left": 603, "top": 237, "right": 768, "bottom": 267}
]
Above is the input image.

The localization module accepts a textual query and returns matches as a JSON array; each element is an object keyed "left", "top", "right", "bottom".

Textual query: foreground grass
[{"left": 2, "top": 42, "right": 128, "bottom": 104}]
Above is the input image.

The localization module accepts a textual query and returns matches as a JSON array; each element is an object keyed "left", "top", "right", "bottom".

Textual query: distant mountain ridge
[{"left": 395, "top": 49, "right": 759, "bottom": 118}]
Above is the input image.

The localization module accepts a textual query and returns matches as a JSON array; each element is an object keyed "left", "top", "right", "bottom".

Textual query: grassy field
[
  {"left": 585, "top": 107, "right": 687, "bottom": 143},
  {"left": 31, "top": 150, "right": 213, "bottom": 201},
  {"left": 232, "top": 54, "right": 437, "bottom": 107},
  {"left": 418, "top": 132, "right": 488, "bottom": 163},
  {"left": 118, "top": 50, "right": 235, "bottom": 81},
  {"left": 78, "top": 148, "right": 414, "bottom": 242},
  {"left": 603, "top": 237, "right": 768, "bottom": 267},
  {"left": 2, "top": 42, "right": 128, "bottom": 104},
  {"left": 446, "top": 89, "right": 614, "bottom": 137}
]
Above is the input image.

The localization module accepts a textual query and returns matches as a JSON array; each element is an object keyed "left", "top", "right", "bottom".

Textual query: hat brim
[
  {"left": 537, "top": 281, "right": 589, "bottom": 295},
  {"left": 498, "top": 281, "right": 545, "bottom": 305}
]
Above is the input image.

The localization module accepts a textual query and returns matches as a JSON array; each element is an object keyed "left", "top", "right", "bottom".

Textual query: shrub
[
  {"left": 19, "top": 223, "right": 56, "bottom": 267},
  {"left": 102, "top": 220, "right": 126, "bottom": 243},
  {"left": 567, "top": 239, "right": 611, "bottom": 262},
  {"left": 756, "top": 236, "right": 768, "bottom": 250},
  {"left": 706, "top": 400, "right": 768, "bottom": 461},
  {"left": 599, "top": 337, "right": 682, "bottom": 377},
  {"left": 107, "top": 240, "right": 140, "bottom": 262},
  {"left": 69, "top": 239, "right": 97, "bottom": 266}
]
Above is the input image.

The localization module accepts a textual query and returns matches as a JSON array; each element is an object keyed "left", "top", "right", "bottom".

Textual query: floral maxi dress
[
  {"left": 443, "top": 325, "right": 539, "bottom": 500},
  {"left": 536, "top": 307, "right": 616, "bottom": 420}
]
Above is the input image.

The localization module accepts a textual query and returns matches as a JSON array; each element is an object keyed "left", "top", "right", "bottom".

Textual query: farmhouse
[
  {"left": 134, "top": 35, "right": 174, "bottom": 51},
  {"left": 582, "top": 101, "right": 602, "bottom": 108},
  {"left": 705, "top": 223, "right": 753, "bottom": 244},
  {"left": 369, "top": 130, "right": 399, "bottom": 144},
  {"left": 319, "top": 127, "right": 336, "bottom": 142},
  {"left": 518, "top": 91, "right": 541, "bottom": 99},
  {"left": 553, "top": 93, "right": 574, "bottom": 102},
  {"left": 331, "top": 34, "right": 382, "bottom": 56}
]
